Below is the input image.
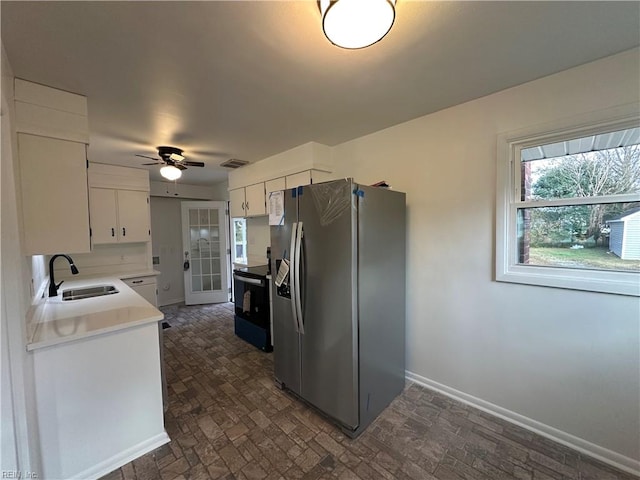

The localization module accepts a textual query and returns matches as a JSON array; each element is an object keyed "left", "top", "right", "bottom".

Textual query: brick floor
[{"left": 101, "top": 303, "right": 637, "bottom": 480}]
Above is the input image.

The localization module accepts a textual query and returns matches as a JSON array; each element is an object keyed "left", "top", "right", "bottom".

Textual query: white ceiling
[{"left": 2, "top": 1, "right": 639, "bottom": 186}]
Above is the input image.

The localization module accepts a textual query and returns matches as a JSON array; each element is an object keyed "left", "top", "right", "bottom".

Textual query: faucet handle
[{"left": 56, "top": 280, "right": 64, "bottom": 289}]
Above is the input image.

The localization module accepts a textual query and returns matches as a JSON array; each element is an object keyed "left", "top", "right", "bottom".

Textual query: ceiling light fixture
[
  {"left": 320, "top": 0, "right": 396, "bottom": 49},
  {"left": 160, "top": 165, "right": 182, "bottom": 181}
]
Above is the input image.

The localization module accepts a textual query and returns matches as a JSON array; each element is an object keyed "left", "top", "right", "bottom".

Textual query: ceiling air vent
[{"left": 220, "top": 158, "right": 249, "bottom": 169}]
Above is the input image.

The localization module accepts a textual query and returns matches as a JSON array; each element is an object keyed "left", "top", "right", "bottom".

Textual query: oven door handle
[{"left": 233, "top": 274, "right": 264, "bottom": 286}]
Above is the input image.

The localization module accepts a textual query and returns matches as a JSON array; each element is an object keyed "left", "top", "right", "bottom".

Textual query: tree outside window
[{"left": 518, "top": 132, "right": 640, "bottom": 272}]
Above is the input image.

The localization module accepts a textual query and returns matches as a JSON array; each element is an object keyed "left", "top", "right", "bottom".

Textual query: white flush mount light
[
  {"left": 160, "top": 165, "right": 182, "bottom": 181},
  {"left": 320, "top": 0, "right": 396, "bottom": 49}
]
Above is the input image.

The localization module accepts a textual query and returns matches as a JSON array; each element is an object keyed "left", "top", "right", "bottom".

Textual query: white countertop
[
  {"left": 27, "top": 276, "right": 164, "bottom": 351},
  {"left": 118, "top": 269, "right": 161, "bottom": 280}
]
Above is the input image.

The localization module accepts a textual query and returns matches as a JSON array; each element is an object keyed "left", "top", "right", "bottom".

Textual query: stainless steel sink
[{"left": 62, "top": 285, "right": 119, "bottom": 301}]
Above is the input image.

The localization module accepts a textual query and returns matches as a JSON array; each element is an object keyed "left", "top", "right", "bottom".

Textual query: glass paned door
[{"left": 181, "top": 201, "right": 230, "bottom": 304}]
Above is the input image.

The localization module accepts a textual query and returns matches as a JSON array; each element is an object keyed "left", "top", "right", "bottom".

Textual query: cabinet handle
[
  {"left": 111, "top": 228, "right": 115, "bottom": 237},
  {"left": 246, "top": 201, "right": 249, "bottom": 210},
  {"left": 132, "top": 280, "right": 143, "bottom": 284},
  {"left": 241, "top": 202, "right": 245, "bottom": 211},
  {"left": 122, "top": 227, "right": 126, "bottom": 237}
]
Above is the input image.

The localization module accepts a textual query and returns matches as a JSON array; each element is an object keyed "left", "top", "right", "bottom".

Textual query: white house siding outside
[{"left": 608, "top": 211, "right": 640, "bottom": 260}]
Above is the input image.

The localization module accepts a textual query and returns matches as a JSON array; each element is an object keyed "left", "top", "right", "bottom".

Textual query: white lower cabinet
[
  {"left": 123, "top": 276, "right": 158, "bottom": 306},
  {"left": 32, "top": 323, "right": 167, "bottom": 479},
  {"left": 123, "top": 275, "right": 166, "bottom": 411},
  {"left": 90, "top": 187, "right": 150, "bottom": 244}
]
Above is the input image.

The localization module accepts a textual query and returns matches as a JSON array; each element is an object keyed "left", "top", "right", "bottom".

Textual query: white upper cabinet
[
  {"left": 245, "top": 183, "right": 266, "bottom": 217},
  {"left": 18, "top": 133, "right": 91, "bottom": 255},
  {"left": 227, "top": 143, "right": 336, "bottom": 216},
  {"left": 265, "top": 177, "right": 286, "bottom": 215},
  {"left": 15, "top": 79, "right": 89, "bottom": 144},
  {"left": 229, "top": 188, "right": 247, "bottom": 218},
  {"left": 15, "top": 80, "right": 91, "bottom": 255},
  {"left": 117, "top": 190, "right": 150, "bottom": 242},
  {"left": 285, "top": 171, "right": 311, "bottom": 189},
  {"left": 229, "top": 183, "right": 266, "bottom": 218},
  {"left": 89, "top": 188, "right": 150, "bottom": 244},
  {"left": 89, "top": 188, "right": 119, "bottom": 244},
  {"left": 88, "top": 163, "right": 151, "bottom": 245},
  {"left": 265, "top": 177, "right": 286, "bottom": 194},
  {"left": 286, "top": 170, "right": 335, "bottom": 189}
]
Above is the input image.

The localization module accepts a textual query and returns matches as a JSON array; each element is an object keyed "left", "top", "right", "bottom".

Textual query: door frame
[{"left": 181, "top": 201, "right": 231, "bottom": 304}]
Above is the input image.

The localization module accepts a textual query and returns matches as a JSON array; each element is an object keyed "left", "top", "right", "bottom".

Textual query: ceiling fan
[{"left": 136, "top": 146, "right": 204, "bottom": 180}]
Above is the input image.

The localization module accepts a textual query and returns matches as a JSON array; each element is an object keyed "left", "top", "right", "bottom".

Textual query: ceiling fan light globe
[
  {"left": 160, "top": 165, "right": 182, "bottom": 181},
  {"left": 321, "top": 0, "right": 396, "bottom": 49}
]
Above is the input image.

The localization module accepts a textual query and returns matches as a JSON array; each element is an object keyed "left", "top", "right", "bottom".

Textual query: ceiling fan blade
[
  {"left": 142, "top": 162, "right": 162, "bottom": 166},
  {"left": 135, "top": 154, "right": 159, "bottom": 161},
  {"left": 176, "top": 164, "right": 188, "bottom": 171},
  {"left": 183, "top": 161, "right": 205, "bottom": 167}
]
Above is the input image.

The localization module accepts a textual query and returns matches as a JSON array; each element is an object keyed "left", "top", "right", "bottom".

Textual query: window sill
[{"left": 496, "top": 265, "right": 639, "bottom": 296}]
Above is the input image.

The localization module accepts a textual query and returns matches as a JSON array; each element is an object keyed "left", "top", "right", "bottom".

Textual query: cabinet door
[
  {"left": 265, "top": 177, "right": 286, "bottom": 194},
  {"left": 132, "top": 284, "right": 157, "bottom": 306},
  {"left": 265, "top": 177, "right": 286, "bottom": 215},
  {"left": 117, "top": 190, "right": 150, "bottom": 242},
  {"left": 245, "top": 183, "right": 266, "bottom": 217},
  {"left": 89, "top": 188, "right": 118, "bottom": 244},
  {"left": 18, "top": 134, "right": 90, "bottom": 255},
  {"left": 229, "top": 188, "right": 246, "bottom": 218},
  {"left": 286, "top": 171, "right": 312, "bottom": 189},
  {"left": 123, "top": 277, "right": 157, "bottom": 306}
]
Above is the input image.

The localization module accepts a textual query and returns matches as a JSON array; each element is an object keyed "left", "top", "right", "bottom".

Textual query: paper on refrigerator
[{"left": 269, "top": 191, "right": 285, "bottom": 226}]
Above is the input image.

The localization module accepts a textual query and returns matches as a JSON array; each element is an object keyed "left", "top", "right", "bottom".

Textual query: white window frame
[
  {"left": 232, "top": 217, "right": 247, "bottom": 264},
  {"left": 496, "top": 104, "right": 640, "bottom": 296}
]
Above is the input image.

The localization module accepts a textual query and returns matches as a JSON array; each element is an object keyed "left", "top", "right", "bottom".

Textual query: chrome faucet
[{"left": 48, "top": 254, "right": 79, "bottom": 297}]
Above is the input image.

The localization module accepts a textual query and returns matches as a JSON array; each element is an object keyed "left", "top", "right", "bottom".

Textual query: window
[
  {"left": 496, "top": 107, "right": 640, "bottom": 296},
  {"left": 232, "top": 218, "right": 247, "bottom": 264}
]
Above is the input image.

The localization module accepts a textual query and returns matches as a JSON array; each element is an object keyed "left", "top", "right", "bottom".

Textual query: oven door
[{"left": 233, "top": 273, "right": 269, "bottom": 328}]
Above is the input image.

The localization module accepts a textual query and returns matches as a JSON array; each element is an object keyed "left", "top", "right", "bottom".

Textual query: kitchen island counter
[
  {"left": 28, "top": 275, "right": 163, "bottom": 351},
  {"left": 26, "top": 275, "right": 169, "bottom": 480}
]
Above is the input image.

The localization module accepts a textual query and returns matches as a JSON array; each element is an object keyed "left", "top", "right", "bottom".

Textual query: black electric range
[
  {"left": 233, "top": 264, "right": 270, "bottom": 279},
  {"left": 233, "top": 265, "right": 271, "bottom": 352}
]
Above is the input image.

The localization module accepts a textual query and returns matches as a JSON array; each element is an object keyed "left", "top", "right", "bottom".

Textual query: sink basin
[{"left": 62, "top": 285, "right": 119, "bottom": 301}]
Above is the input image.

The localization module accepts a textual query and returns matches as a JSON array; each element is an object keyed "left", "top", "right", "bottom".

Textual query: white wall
[
  {"left": 245, "top": 216, "right": 270, "bottom": 266},
  {"left": 332, "top": 48, "right": 640, "bottom": 469},
  {"left": 211, "top": 180, "right": 229, "bottom": 201},
  {"left": 149, "top": 181, "right": 230, "bottom": 305},
  {"left": 0, "top": 43, "right": 43, "bottom": 476},
  {"left": 150, "top": 197, "right": 186, "bottom": 306}
]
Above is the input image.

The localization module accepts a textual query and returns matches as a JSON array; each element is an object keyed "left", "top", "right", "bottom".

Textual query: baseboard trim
[
  {"left": 159, "top": 297, "right": 184, "bottom": 307},
  {"left": 72, "top": 431, "right": 170, "bottom": 480},
  {"left": 405, "top": 371, "right": 640, "bottom": 476}
]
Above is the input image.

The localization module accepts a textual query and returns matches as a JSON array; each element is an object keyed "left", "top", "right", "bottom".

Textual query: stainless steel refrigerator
[{"left": 270, "top": 178, "right": 406, "bottom": 437}]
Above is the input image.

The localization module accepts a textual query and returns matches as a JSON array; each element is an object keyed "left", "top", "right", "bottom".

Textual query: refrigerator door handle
[
  {"left": 289, "top": 222, "right": 299, "bottom": 333},
  {"left": 294, "top": 222, "right": 304, "bottom": 334}
]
